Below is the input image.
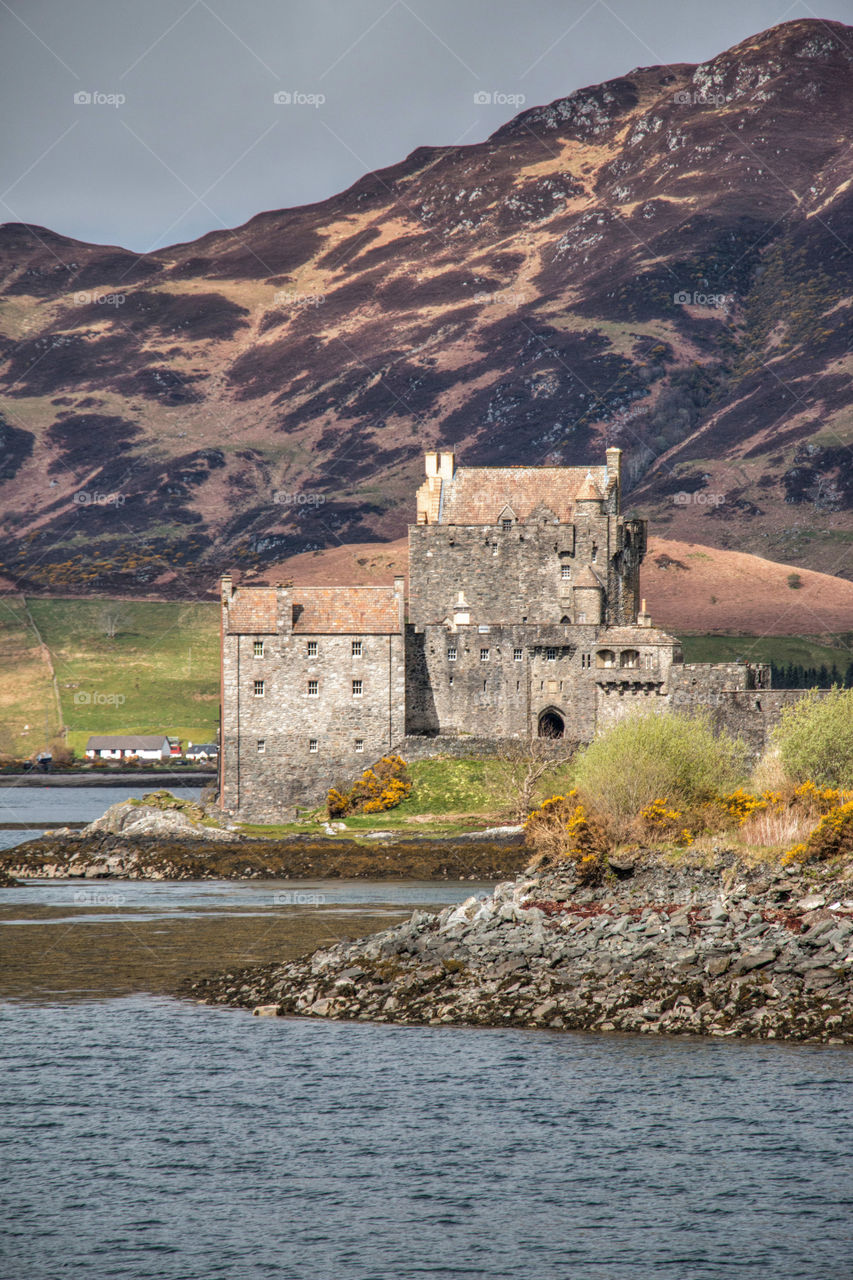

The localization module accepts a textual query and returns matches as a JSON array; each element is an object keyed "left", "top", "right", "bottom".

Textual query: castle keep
[{"left": 220, "top": 449, "right": 787, "bottom": 821}]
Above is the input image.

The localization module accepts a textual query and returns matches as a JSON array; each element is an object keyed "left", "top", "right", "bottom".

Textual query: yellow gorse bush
[
  {"left": 327, "top": 754, "right": 412, "bottom": 818},
  {"left": 524, "top": 792, "right": 610, "bottom": 881},
  {"left": 783, "top": 799, "right": 853, "bottom": 865}
]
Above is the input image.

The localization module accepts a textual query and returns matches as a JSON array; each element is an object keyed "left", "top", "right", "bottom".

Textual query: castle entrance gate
[{"left": 537, "top": 708, "right": 565, "bottom": 739}]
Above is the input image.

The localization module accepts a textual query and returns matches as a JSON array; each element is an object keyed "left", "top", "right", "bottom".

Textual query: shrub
[
  {"left": 784, "top": 800, "right": 853, "bottom": 865},
  {"left": 524, "top": 793, "right": 610, "bottom": 881},
  {"left": 638, "top": 797, "right": 694, "bottom": 845},
  {"left": 771, "top": 688, "right": 853, "bottom": 788},
  {"left": 571, "top": 711, "right": 748, "bottom": 834},
  {"left": 326, "top": 754, "right": 412, "bottom": 818}
]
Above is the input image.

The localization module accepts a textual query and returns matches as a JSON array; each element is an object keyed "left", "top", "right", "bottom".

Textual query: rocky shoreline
[
  {"left": 2, "top": 831, "right": 527, "bottom": 882},
  {"left": 187, "top": 860, "right": 853, "bottom": 1044}
]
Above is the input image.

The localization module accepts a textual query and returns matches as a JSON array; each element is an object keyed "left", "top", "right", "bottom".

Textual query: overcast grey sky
[{"left": 1, "top": 0, "right": 850, "bottom": 251}]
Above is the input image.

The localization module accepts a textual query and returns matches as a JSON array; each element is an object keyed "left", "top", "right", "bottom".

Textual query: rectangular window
[
  {"left": 578, "top": 613, "right": 587, "bottom": 624},
  {"left": 308, "top": 679, "right": 318, "bottom": 697},
  {"left": 480, "top": 648, "right": 489, "bottom": 661},
  {"left": 449, "top": 674, "right": 454, "bottom": 686},
  {"left": 309, "top": 739, "right": 318, "bottom": 753},
  {"left": 447, "top": 646, "right": 457, "bottom": 661},
  {"left": 253, "top": 679, "right": 264, "bottom": 697},
  {"left": 352, "top": 679, "right": 363, "bottom": 697},
  {"left": 253, "top": 639, "right": 265, "bottom": 657},
  {"left": 502, "top": 518, "right": 512, "bottom": 531},
  {"left": 355, "top": 739, "right": 364, "bottom": 753},
  {"left": 352, "top": 640, "right": 362, "bottom": 656},
  {"left": 546, "top": 647, "right": 557, "bottom": 661},
  {"left": 307, "top": 641, "right": 318, "bottom": 657},
  {"left": 513, "top": 647, "right": 523, "bottom": 662},
  {"left": 561, "top": 565, "right": 571, "bottom": 580},
  {"left": 257, "top": 739, "right": 265, "bottom": 754}
]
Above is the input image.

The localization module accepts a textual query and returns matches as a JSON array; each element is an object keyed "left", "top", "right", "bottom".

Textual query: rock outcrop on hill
[
  {"left": 1, "top": 18, "right": 851, "bottom": 593},
  {"left": 189, "top": 861, "right": 853, "bottom": 1044}
]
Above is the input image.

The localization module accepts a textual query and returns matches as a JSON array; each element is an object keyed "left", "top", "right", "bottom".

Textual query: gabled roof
[
  {"left": 596, "top": 625, "right": 681, "bottom": 646},
  {"left": 434, "top": 465, "right": 611, "bottom": 524},
  {"left": 575, "top": 472, "right": 604, "bottom": 501},
  {"left": 86, "top": 735, "right": 169, "bottom": 750},
  {"left": 291, "top": 586, "right": 401, "bottom": 634}
]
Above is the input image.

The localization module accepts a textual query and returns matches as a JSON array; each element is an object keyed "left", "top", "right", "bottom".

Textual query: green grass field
[
  {"left": 23, "top": 598, "right": 220, "bottom": 757},
  {"left": 680, "top": 633, "right": 852, "bottom": 670},
  {"left": 0, "top": 596, "right": 62, "bottom": 757}
]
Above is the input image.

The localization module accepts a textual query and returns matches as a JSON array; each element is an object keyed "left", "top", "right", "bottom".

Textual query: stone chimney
[
  {"left": 606, "top": 446, "right": 622, "bottom": 494},
  {"left": 221, "top": 573, "right": 233, "bottom": 604},
  {"left": 453, "top": 590, "right": 470, "bottom": 627},
  {"left": 638, "top": 597, "right": 652, "bottom": 627}
]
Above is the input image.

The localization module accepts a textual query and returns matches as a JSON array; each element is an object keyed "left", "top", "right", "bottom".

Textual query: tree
[
  {"left": 771, "top": 687, "right": 853, "bottom": 788},
  {"left": 571, "top": 710, "right": 748, "bottom": 835},
  {"left": 99, "top": 606, "right": 128, "bottom": 640},
  {"left": 495, "top": 734, "right": 576, "bottom": 820}
]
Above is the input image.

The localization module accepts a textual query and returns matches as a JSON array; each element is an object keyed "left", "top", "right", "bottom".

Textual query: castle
[{"left": 219, "top": 448, "right": 800, "bottom": 822}]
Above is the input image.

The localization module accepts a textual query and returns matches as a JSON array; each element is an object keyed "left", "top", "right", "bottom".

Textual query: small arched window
[
  {"left": 596, "top": 649, "right": 616, "bottom": 668},
  {"left": 620, "top": 649, "right": 640, "bottom": 668}
]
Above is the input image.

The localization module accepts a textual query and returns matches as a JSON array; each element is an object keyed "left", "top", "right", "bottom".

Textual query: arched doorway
[{"left": 538, "top": 708, "right": 565, "bottom": 739}]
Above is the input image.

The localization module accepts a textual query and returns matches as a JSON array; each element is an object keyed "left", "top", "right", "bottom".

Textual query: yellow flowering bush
[
  {"left": 327, "top": 754, "right": 412, "bottom": 818},
  {"left": 524, "top": 792, "right": 610, "bottom": 881},
  {"left": 783, "top": 799, "right": 853, "bottom": 865}
]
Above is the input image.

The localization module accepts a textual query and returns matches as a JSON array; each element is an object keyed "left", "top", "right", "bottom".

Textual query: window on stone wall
[
  {"left": 253, "top": 640, "right": 264, "bottom": 657},
  {"left": 352, "top": 679, "right": 363, "bottom": 697},
  {"left": 253, "top": 679, "right": 264, "bottom": 697},
  {"left": 561, "top": 565, "right": 571, "bottom": 580},
  {"left": 480, "top": 648, "right": 490, "bottom": 661},
  {"left": 578, "top": 613, "right": 587, "bottom": 623},
  {"left": 449, "top": 674, "right": 454, "bottom": 686},
  {"left": 621, "top": 649, "right": 640, "bottom": 668},
  {"left": 513, "top": 647, "right": 523, "bottom": 661},
  {"left": 309, "top": 739, "right": 318, "bottom": 753},
  {"left": 257, "top": 739, "right": 265, "bottom": 753},
  {"left": 502, "top": 519, "right": 512, "bottom": 531},
  {"left": 447, "top": 646, "right": 457, "bottom": 661},
  {"left": 596, "top": 649, "right": 616, "bottom": 668},
  {"left": 308, "top": 680, "right": 318, "bottom": 697},
  {"left": 546, "top": 647, "right": 557, "bottom": 661},
  {"left": 307, "top": 641, "right": 318, "bottom": 657},
  {"left": 352, "top": 640, "right": 362, "bottom": 656},
  {"left": 355, "top": 739, "right": 364, "bottom": 752},
  {"left": 591, "top": 543, "right": 598, "bottom": 562},
  {"left": 581, "top": 653, "right": 591, "bottom": 668}
]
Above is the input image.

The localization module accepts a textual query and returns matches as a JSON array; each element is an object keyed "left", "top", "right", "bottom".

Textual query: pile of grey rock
[{"left": 192, "top": 861, "right": 853, "bottom": 1043}]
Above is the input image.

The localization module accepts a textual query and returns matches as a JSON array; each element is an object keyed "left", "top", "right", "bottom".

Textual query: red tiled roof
[
  {"left": 438, "top": 465, "right": 610, "bottom": 524},
  {"left": 226, "top": 589, "right": 278, "bottom": 634},
  {"left": 292, "top": 586, "right": 401, "bottom": 634}
]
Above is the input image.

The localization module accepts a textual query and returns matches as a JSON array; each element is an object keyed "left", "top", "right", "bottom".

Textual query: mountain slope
[{"left": 0, "top": 18, "right": 851, "bottom": 595}]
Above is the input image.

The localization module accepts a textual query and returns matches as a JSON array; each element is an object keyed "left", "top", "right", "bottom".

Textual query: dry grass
[{"left": 738, "top": 805, "right": 814, "bottom": 852}]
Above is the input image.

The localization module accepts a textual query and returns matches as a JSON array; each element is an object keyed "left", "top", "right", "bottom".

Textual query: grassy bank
[
  {"left": 680, "top": 632, "right": 852, "bottom": 670},
  {"left": 23, "top": 597, "right": 219, "bottom": 757}
]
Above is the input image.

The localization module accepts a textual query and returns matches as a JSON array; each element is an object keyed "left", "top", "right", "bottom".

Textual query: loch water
[{"left": 1, "top": 793, "right": 852, "bottom": 1279}]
